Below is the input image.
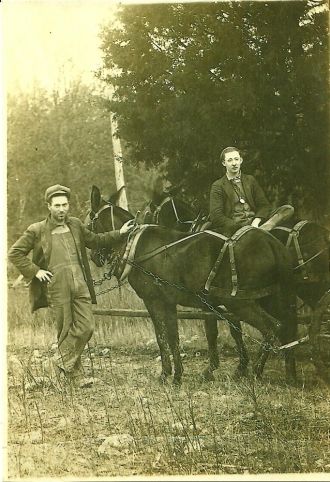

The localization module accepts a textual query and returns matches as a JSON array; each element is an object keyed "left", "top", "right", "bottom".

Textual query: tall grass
[
  {"left": 7, "top": 258, "right": 237, "bottom": 353},
  {"left": 6, "top": 267, "right": 330, "bottom": 478}
]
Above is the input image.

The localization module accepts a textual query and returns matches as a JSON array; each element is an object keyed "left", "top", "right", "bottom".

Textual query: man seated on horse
[{"left": 209, "top": 146, "right": 294, "bottom": 236}]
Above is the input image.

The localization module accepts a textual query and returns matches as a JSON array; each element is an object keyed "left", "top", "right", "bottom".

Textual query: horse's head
[
  {"left": 138, "top": 179, "right": 198, "bottom": 232},
  {"left": 136, "top": 201, "right": 157, "bottom": 224},
  {"left": 156, "top": 197, "right": 197, "bottom": 231},
  {"left": 86, "top": 185, "right": 134, "bottom": 266}
]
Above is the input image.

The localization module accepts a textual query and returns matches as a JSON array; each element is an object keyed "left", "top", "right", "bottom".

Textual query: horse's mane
[{"left": 109, "top": 203, "right": 134, "bottom": 219}]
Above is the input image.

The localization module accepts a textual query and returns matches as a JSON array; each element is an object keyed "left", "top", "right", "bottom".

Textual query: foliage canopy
[
  {"left": 98, "top": 1, "right": 329, "bottom": 219},
  {"left": 7, "top": 82, "right": 153, "bottom": 244}
]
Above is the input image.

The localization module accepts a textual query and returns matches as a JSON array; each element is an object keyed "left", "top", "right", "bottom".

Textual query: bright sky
[{"left": 3, "top": 0, "right": 119, "bottom": 93}]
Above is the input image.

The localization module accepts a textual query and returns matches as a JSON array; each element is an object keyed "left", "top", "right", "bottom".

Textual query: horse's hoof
[{"left": 201, "top": 369, "right": 215, "bottom": 382}]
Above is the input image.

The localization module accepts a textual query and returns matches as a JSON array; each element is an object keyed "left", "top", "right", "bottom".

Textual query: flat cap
[{"left": 45, "top": 184, "right": 71, "bottom": 202}]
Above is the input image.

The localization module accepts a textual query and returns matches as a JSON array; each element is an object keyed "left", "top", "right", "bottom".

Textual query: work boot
[
  {"left": 67, "top": 365, "right": 94, "bottom": 388},
  {"left": 260, "top": 205, "right": 294, "bottom": 231},
  {"left": 42, "top": 357, "right": 66, "bottom": 389}
]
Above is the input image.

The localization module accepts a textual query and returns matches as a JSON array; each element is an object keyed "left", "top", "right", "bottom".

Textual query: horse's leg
[
  {"left": 143, "top": 298, "right": 173, "bottom": 383},
  {"left": 164, "top": 304, "right": 184, "bottom": 385},
  {"left": 224, "top": 299, "right": 280, "bottom": 379},
  {"left": 228, "top": 319, "right": 250, "bottom": 377},
  {"left": 203, "top": 315, "right": 249, "bottom": 381},
  {"left": 202, "top": 316, "right": 219, "bottom": 381},
  {"left": 281, "top": 291, "right": 298, "bottom": 383},
  {"left": 269, "top": 289, "right": 298, "bottom": 383}
]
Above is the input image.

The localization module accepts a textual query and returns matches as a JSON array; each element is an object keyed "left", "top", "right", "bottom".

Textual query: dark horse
[
  {"left": 87, "top": 186, "right": 297, "bottom": 385},
  {"left": 139, "top": 180, "right": 330, "bottom": 377},
  {"left": 271, "top": 220, "right": 330, "bottom": 309},
  {"left": 270, "top": 220, "right": 330, "bottom": 379}
]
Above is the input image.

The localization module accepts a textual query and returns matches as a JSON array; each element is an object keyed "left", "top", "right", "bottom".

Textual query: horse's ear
[
  {"left": 91, "top": 185, "right": 101, "bottom": 212},
  {"left": 108, "top": 185, "right": 125, "bottom": 205}
]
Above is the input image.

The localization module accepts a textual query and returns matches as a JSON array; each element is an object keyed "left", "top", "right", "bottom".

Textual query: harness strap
[
  {"left": 272, "top": 221, "right": 314, "bottom": 279},
  {"left": 133, "top": 225, "right": 259, "bottom": 298},
  {"left": 171, "top": 198, "right": 180, "bottom": 223},
  {"left": 229, "top": 242, "right": 238, "bottom": 296},
  {"left": 154, "top": 196, "right": 172, "bottom": 224},
  {"left": 119, "top": 225, "right": 151, "bottom": 281},
  {"left": 92, "top": 203, "right": 112, "bottom": 220},
  {"left": 204, "top": 229, "right": 228, "bottom": 241},
  {"left": 285, "top": 221, "right": 309, "bottom": 279},
  {"left": 171, "top": 198, "right": 194, "bottom": 225},
  {"left": 91, "top": 203, "right": 117, "bottom": 231},
  {"left": 110, "top": 205, "right": 115, "bottom": 231},
  {"left": 204, "top": 240, "right": 229, "bottom": 292},
  {"left": 153, "top": 196, "right": 194, "bottom": 226},
  {"left": 292, "top": 235, "right": 307, "bottom": 274},
  {"left": 135, "top": 229, "right": 207, "bottom": 263},
  {"left": 286, "top": 220, "right": 309, "bottom": 248},
  {"left": 135, "top": 227, "right": 238, "bottom": 264},
  {"left": 204, "top": 225, "right": 256, "bottom": 295},
  {"left": 272, "top": 226, "right": 292, "bottom": 233}
]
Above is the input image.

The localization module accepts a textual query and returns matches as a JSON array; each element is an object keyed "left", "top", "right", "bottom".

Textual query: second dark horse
[{"left": 87, "top": 186, "right": 297, "bottom": 385}]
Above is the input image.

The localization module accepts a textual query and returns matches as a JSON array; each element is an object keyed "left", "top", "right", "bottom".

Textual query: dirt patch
[{"left": 6, "top": 345, "right": 330, "bottom": 478}]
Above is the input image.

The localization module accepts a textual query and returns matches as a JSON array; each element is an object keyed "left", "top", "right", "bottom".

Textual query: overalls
[{"left": 47, "top": 226, "right": 94, "bottom": 373}]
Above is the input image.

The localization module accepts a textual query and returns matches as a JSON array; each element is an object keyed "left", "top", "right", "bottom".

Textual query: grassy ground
[{"left": 5, "top": 273, "right": 330, "bottom": 479}]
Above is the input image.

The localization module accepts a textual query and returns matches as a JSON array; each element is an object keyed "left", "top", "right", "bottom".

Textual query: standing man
[
  {"left": 209, "top": 146, "right": 294, "bottom": 236},
  {"left": 8, "top": 184, "right": 134, "bottom": 387}
]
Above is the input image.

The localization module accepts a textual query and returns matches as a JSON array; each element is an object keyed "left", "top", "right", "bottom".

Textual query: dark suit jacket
[
  {"left": 209, "top": 174, "right": 271, "bottom": 236},
  {"left": 8, "top": 216, "right": 121, "bottom": 312}
]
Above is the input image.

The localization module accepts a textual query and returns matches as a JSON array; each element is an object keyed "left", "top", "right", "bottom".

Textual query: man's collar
[{"left": 226, "top": 171, "right": 242, "bottom": 181}]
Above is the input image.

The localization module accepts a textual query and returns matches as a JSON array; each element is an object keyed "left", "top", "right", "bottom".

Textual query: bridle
[
  {"left": 272, "top": 221, "right": 329, "bottom": 280},
  {"left": 150, "top": 196, "right": 196, "bottom": 228},
  {"left": 89, "top": 202, "right": 117, "bottom": 233},
  {"left": 87, "top": 202, "right": 118, "bottom": 267}
]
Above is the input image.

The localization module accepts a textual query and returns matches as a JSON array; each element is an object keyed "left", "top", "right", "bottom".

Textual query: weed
[{"left": 6, "top": 282, "right": 330, "bottom": 478}]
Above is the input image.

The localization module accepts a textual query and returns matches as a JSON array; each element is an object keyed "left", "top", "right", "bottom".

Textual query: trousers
[{"left": 47, "top": 231, "right": 94, "bottom": 373}]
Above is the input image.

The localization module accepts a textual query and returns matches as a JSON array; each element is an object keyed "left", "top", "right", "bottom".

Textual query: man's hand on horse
[
  {"left": 35, "top": 269, "right": 53, "bottom": 283},
  {"left": 120, "top": 219, "right": 135, "bottom": 235}
]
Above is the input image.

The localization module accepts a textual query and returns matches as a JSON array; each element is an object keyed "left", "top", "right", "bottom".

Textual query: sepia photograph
[{"left": 3, "top": 0, "right": 330, "bottom": 480}]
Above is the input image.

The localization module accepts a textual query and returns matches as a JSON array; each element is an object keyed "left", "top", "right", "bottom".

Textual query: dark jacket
[
  {"left": 209, "top": 174, "right": 271, "bottom": 236},
  {"left": 8, "top": 215, "right": 121, "bottom": 312}
]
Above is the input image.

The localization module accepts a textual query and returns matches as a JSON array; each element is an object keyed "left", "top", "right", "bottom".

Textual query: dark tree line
[
  {"left": 98, "top": 1, "right": 329, "bottom": 221},
  {"left": 7, "top": 82, "right": 154, "bottom": 244}
]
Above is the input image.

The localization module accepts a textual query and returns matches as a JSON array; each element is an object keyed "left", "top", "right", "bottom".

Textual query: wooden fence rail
[
  {"left": 92, "top": 308, "right": 216, "bottom": 319},
  {"left": 92, "top": 308, "right": 310, "bottom": 324}
]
